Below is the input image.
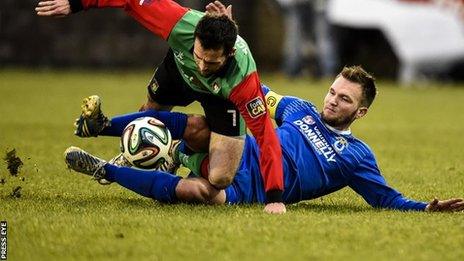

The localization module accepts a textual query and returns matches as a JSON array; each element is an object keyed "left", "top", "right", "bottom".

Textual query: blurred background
[{"left": 1, "top": 0, "right": 464, "bottom": 83}]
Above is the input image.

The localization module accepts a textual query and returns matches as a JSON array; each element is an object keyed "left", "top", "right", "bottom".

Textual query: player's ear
[{"left": 355, "top": 107, "right": 368, "bottom": 119}]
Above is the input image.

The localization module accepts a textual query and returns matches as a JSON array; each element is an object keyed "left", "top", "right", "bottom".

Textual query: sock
[
  {"left": 99, "top": 110, "right": 188, "bottom": 139},
  {"left": 104, "top": 164, "right": 181, "bottom": 203},
  {"left": 177, "top": 148, "right": 209, "bottom": 178},
  {"left": 174, "top": 140, "right": 195, "bottom": 160}
]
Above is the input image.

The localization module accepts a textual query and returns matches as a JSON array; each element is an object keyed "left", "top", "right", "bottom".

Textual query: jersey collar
[{"left": 324, "top": 123, "right": 352, "bottom": 136}]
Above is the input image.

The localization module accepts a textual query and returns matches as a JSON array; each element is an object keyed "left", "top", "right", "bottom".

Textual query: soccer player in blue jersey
[{"left": 64, "top": 66, "right": 463, "bottom": 212}]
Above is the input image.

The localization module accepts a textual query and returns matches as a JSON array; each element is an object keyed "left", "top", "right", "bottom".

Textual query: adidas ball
[{"left": 120, "top": 117, "right": 173, "bottom": 169}]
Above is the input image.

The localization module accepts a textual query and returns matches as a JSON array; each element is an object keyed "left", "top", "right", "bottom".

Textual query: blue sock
[
  {"left": 177, "top": 140, "right": 194, "bottom": 156},
  {"left": 104, "top": 164, "right": 181, "bottom": 203},
  {"left": 100, "top": 110, "right": 188, "bottom": 139}
]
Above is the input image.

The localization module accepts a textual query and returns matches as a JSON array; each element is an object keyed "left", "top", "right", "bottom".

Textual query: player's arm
[
  {"left": 348, "top": 168, "right": 428, "bottom": 211},
  {"left": 348, "top": 154, "right": 464, "bottom": 211},
  {"left": 229, "top": 73, "right": 286, "bottom": 214},
  {"left": 262, "top": 84, "right": 311, "bottom": 126},
  {"left": 36, "top": 0, "right": 188, "bottom": 40},
  {"left": 347, "top": 154, "right": 427, "bottom": 211}
]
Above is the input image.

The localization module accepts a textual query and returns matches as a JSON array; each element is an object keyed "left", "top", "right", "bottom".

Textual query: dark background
[{"left": 4, "top": 0, "right": 462, "bottom": 79}]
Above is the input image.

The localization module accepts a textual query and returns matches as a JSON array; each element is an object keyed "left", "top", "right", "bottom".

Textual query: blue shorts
[{"left": 224, "top": 136, "right": 266, "bottom": 204}]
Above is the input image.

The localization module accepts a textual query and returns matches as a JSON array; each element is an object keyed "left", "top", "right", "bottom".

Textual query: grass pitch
[{"left": 1, "top": 70, "right": 463, "bottom": 260}]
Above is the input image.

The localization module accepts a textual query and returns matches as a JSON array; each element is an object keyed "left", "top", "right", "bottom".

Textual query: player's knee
[
  {"left": 139, "top": 96, "right": 170, "bottom": 111},
  {"left": 184, "top": 115, "right": 210, "bottom": 151},
  {"left": 185, "top": 115, "right": 209, "bottom": 139},
  {"left": 208, "top": 172, "right": 234, "bottom": 190}
]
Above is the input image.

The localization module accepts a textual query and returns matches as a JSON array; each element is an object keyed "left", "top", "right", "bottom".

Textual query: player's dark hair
[
  {"left": 340, "top": 66, "right": 377, "bottom": 108},
  {"left": 194, "top": 14, "right": 238, "bottom": 56}
]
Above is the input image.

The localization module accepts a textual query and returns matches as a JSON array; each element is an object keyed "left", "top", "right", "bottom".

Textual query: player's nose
[
  {"left": 328, "top": 96, "right": 337, "bottom": 106},
  {"left": 198, "top": 61, "right": 207, "bottom": 71}
]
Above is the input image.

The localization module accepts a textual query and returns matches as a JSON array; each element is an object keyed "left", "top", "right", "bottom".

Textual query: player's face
[
  {"left": 321, "top": 76, "right": 368, "bottom": 130},
  {"left": 193, "top": 38, "right": 228, "bottom": 77}
]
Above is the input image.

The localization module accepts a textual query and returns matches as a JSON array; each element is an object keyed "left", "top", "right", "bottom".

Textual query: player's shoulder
[
  {"left": 234, "top": 36, "right": 253, "bottom": 59},
  {"left": 217, "top": 36, "right": 258, "bottom": 96},
  {"left": 231, "top": 36, "right": 256, "bottom": 76},
  {"left": 177, "top": 9, "right": 204, "bottom": 27},
  {"left": 283, "top": 98, "right": 319, "bottom": 118},
  {"left": 168, "top": 10, "right": 204, "bottom": 48},
  {"left": 345, "top": 135, "right": 376, "bottom": 160}
]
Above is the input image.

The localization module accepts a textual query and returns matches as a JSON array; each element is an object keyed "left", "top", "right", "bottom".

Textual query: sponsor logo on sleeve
[{"left": 246, "top": 97, "right": 266, "bottom": 118}]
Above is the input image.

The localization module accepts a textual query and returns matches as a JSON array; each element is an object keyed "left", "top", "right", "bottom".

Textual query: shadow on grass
[
  {"left": 288, "top": 201, "right": 371, "bottom": 213},
  {"left": 1, "top": 193, "right": 155, "bottom": 209},
  {"left": 4, "top": 193, "right": 380, "bottom": 214}
]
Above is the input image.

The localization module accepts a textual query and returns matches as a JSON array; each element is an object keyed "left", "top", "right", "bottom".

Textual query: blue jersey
[{"left": 225, "top": 94, "right": 427, "bottom": 211}]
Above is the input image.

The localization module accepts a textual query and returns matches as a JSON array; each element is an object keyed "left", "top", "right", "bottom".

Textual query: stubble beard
[{"left": 321, "top": 110, "right": 357, "bottom": 130}]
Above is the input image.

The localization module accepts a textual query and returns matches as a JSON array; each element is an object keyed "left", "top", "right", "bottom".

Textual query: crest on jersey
[
  {"left": 148, "top": 73, "right": 159, "bottom": 93},
  {"left": 303, "top": 115, "right": 315, "bottom": 125},
  {"left": 246, "top": 97, "right": 266, "bottom": 118},
  {"left": 334, "top": 137, "right": 348, "bottom": 152},
  {"left": 212, "top": 82, "right": 221, "bottom": 93},
  {"left": 174, "top": 50, "right": 185, "bottom": 65}
]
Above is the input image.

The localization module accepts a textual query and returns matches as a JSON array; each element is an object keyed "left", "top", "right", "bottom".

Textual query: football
[{"left": 120, "top": 117, "right": 173, "bottom": 169}]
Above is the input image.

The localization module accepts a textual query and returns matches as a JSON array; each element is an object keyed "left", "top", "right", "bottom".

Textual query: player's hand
[
  {"left": 264, "top": 202, "right": 286, "bottom": 214},
  {"left": 205, "top": 1, "right": 233, "bottom": 20},
  {"left": 35, "top": 0, "right": 71, "bottom": 17},
  {"left": 425, "top": 198, "right": 464, "bottom": 212}
]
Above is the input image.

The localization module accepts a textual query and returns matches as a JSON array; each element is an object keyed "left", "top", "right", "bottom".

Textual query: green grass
[{"left": 1, "top": 69, "right": 463, "bottom": 260}]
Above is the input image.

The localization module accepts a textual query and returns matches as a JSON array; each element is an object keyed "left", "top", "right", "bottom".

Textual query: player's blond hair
[{"left": 340, "top": 66, "right": 377, "bottom": 108}]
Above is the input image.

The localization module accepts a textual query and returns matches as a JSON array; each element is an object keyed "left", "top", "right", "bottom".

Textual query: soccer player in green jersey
[{"left": 36, "top": 0, "right": 286, "bottom": 213}]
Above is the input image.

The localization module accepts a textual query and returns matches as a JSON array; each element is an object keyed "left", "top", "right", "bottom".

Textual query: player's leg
[
  {"left": 74, "top": 49, "right": 211, "bottom": 152},
  {"left": 76, "top": 99, "right": 207, "bottom": 149},
  {"left": 103, "top": 111, "right": 209, "bottom": 152},
  {"left": 175, "top": 142, "right": 209, "bottom": 178},
  {"left": 207, "top": 132, "right": 244, "bottom": 188},
  {"left": 99, "top": 110, "right": 189, "bottom": 139},
  {"left": 141, "top": 49, "right": 211, "bottom": 152},
  {"left": 64, "top": 146, "right": 226, "bottom": 204},
  {"left": 139, "top": 91, "right": 173, "bottom": 112},
  {"left": 199, "top": 96, "right": 245, "bottom": 189}
]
